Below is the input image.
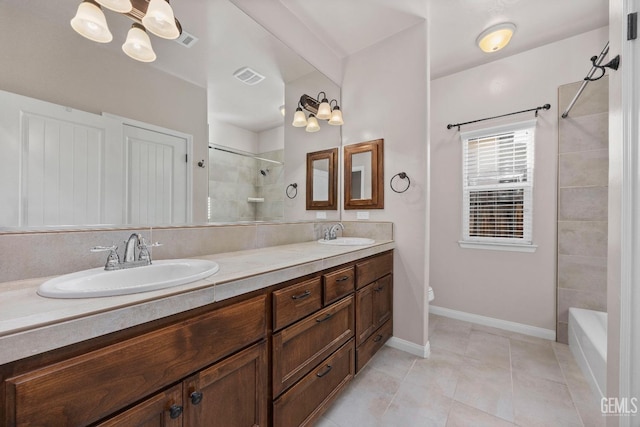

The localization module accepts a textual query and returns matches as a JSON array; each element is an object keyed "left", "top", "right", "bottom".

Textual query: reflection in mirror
[
  {"left": 344, "top": 139, "right": 384, "bottom": 210},
  {"left": 306, "top": 148, "right": 338, "bottom": 210},
  {"left": 0, "top": 0, "right": 340, "bottom": 229}
]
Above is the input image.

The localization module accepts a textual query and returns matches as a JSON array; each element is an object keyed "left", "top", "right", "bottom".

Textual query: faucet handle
[
  {"left": 91, "top": 245, "right": 120, "bottom": 270},
  {"left": 137, "top": 238, "right": 162, "bottom": 263}
]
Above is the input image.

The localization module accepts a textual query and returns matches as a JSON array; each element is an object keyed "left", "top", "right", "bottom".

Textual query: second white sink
[
  {"left": 318, "top": 237, "right": 375, "bottom": 246},
  {"left": 37, "top": 259, "right": 220, "bottom": 299}
]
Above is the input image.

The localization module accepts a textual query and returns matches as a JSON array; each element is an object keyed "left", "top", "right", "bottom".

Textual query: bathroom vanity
[{"left": 0, "top": 240, "right": 394, "bottom": 427}]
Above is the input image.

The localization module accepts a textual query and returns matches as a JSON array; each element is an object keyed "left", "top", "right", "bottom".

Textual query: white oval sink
[
  {"left": 318, "top": 237, "right": 375, "bottom": 246},
  {"left": 37, "top": 259, "right": 219, "bottom": 299}
]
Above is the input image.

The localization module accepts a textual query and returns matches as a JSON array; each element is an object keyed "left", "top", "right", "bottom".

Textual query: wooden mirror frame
[
  {"left": 344, "top": 139, "right": 384, "bottom": 210},
  {"left": 306, "top": 147, "right": 339, "bottom": 210}
]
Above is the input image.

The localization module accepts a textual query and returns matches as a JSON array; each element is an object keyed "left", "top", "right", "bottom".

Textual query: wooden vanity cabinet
[
  {"left": 354, "top": 252, "right": 394, "bottom": 372},
  {"left": 3, "top": 294, "right": 267, "bottom": 427}
]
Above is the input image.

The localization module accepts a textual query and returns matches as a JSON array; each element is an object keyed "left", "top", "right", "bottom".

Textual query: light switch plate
[
  {"left": 316, "top": 211, "right": 327, "bottom": 219},
  {"left": 356, "top": 211, "right": 370, "bottom": 220}
]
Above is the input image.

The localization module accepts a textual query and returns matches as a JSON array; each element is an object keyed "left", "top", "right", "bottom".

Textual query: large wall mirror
[
  {"left": 306, "top": 148, "right": 338, "bottom": 210},
  {"left": 0, "top": 0, "right": 341, "bottom": 229},
  {"left": 344, "top": 139, "right": 384, "bottom": 210}
]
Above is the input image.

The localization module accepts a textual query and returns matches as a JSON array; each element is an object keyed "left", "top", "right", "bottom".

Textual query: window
[{"left": 460, "top": 120, "right": 536, "bottom": 249}]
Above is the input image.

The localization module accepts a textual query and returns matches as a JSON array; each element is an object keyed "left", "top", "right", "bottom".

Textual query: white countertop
[{"left": 0, "top": 239, "right": 394, "bottom": 365}]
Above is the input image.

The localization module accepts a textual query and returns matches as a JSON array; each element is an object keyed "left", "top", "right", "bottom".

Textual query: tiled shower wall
[
  {"left": 556, "top": 77, "right": 608, "bottom": 343},
  {"left": 208, "top": 148, "right": 284, "bottom": 222}
]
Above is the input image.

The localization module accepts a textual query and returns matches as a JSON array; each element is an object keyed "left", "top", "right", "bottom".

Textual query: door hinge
[{"left": 629, "top": 12, "right": 638, "bottom": 40}]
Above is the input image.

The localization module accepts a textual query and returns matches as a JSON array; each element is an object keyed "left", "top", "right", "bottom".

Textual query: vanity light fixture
[
  {"left": 476, "top": 22, "right": 516, "bottom": 53},
  {"left": 71, "top": 0, "right": 182, "bottom": 63},
  {"left": 292, "top": 93, "right": 344, "bottom": 132}
]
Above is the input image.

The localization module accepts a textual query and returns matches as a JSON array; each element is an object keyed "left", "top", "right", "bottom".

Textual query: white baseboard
[
  {"left": 429, "top": 305, "right": 556, "bottom": 341},
  {"left": 386, "top": 336, "right": 431, "bottom": 358}
]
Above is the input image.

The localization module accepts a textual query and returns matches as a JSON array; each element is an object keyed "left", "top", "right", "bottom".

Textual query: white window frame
[{"left": 458, "top": 119, "right": 537, "bottom": 252}]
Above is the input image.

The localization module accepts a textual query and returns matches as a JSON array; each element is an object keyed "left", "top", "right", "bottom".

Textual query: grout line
[
  {"left": 380, "top": 357, "right": 418, "bottom": 418},
  {"left": 552, "top": 344, "right": 587, "bottom": 427}
]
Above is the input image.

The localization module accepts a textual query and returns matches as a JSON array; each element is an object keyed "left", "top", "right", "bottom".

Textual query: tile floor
[{"left": 318, "top": 313, "right": 604, "bottom": 427}]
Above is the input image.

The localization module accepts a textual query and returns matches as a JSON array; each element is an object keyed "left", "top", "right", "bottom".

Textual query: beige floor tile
[
  {"left": 511, "top": 339, "right": 565, "bottom": 383},
  {"left": 513, "top": 371, "right": 582, "bottom": 427},
  {"left": 575, "top": 401, "right": 606, "bottom": 427},
  {"left": 380, "top": 380, "right": 453, "bottom": 427},
  {"left": 434, "top": 315, "right": 473, "bottom": 334},
  {"left": 430, "top": 328, "right": 471, "bottom": 356},
  {"left": 446, "top": 401, "right": 517, "bottom": 427},
  {"left": 405, "top": 348, "right": 464, "bottom": 398},
  {"left": 471, "top": 323, "right": 554, "bottom": 347},
  {"left": 322, "top": 365, "right": 401, "bottom": 427},
  {"left": 315, "top": 416, "right": 340, "bottom": 427},
  {"left": 453, "top": 357, "right": 514, "bottom": 422},
  {"left": 366, "top": 345, "right": 417, "bottom": 381},
  {"left": 464, "top": 330, "right": 511, "bottom": 370}
]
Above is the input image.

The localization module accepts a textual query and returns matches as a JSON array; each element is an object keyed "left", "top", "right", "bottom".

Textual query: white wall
[
  {"left": 258, "top": 126, "right": 285, "bottom": 153},
  {"left": 342, "top": 22, "right": 430, "bottom": 349},
  {"left": 430, "top": 27, "right": 608, "bottom": 331},
  {"left": 209, "top": 119, "right": 259, "bottom": 153}
]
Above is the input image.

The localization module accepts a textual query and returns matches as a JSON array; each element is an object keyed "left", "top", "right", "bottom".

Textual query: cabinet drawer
[
  {"left": 273, "top": 340, "right": 355, "bottom": 427},
  {"left": 356, "top": 319, "right": 392, "bottom": 373},
  {"left": 272, "top": 295, "right": 354, "bottom": 397},
  {"left": 355, "top": 251, "right": 393, "bottom": 289},
  {"left": 5, "top": 295, "right": 267, "bottom": 427},
  {"left": 273, "top": 277, "right": 323, "bottom": 331},
  {"left": 323, "top": 266, "right": 355, "bottom": 305}
]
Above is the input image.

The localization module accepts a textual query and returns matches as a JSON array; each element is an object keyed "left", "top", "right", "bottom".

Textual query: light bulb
[{"left": 476, "top": 23, "right": 516, "bottom": 53}]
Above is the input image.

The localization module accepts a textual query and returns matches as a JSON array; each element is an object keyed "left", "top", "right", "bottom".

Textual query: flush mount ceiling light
[
  {"left": 293, "top": 93, "right": 344, "bottom": 133},
  {"left": 476, "top": 22, "right": 516, "bottom": 53},
  {"left": 71, "top": 0, "right": 182, "bottom": 63}
]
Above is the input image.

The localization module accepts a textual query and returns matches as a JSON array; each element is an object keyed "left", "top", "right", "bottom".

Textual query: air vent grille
[
  {"left": 174, "top": 30, "right": 198, "bottom": 48},
  {"left": 233, "top": 67, "right": 265, "bottom": 85}
]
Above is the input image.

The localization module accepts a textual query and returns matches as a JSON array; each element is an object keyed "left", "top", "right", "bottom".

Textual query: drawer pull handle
[
  {"left": 316, "top": 313, "right": 333, "bottom": 322},
  {"left": 335, "top": 276, "right": 350, "bottom": 282},
  {"left": 374, "top": 285, "right": 384, "bottom": 292},
  {"left": 190, "top": 391, "right": 203, "bottom": 405},
  {"left": 373, "top": 334, "right": 383, "bottom": 342},
  {"left": 168, "top": 404, "right": 183, "bottom": 419},
  {"left": 316, "top": 364, "right": 333, "bottom": 377},
  {"left": 291, "top": 290, "right": 311, "bottom": 300}
]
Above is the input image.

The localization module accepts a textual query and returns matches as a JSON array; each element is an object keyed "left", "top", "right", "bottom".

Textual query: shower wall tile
[
  {"left": 558, "top": 187, "right": 608, "bottom": 221},
  {"left": 558, "top": 255, "right": 607, "bottom": 294},
  {"left": 556, "top": 322, "right": 569, "bottom": 345},
  {"left": 558, "top": 221, "right": 608, "bottom": 257},
  {"left": 558, "top": 149, "right": 609, "bottom": 188},
  {"left": 558, "top": 77, "right": 608, "bottom": 118},
  {"left": 557, "top": 288, "right": 607, "bottom": 324},
  {"left": 558, "top": 112, "right": 608, "bottom": 154}
]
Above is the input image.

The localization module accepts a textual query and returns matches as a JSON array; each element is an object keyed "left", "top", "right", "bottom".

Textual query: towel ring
[
  {"left": 286, "top": 183, "right": 298, "bottom": 199},
  {"left": 390, "top": 172, "right": 410, "bottom": 193}
]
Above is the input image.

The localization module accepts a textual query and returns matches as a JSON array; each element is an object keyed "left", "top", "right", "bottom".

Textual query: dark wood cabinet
[{"left": 96, "top": 385, "right": 184, "bottom": 427}]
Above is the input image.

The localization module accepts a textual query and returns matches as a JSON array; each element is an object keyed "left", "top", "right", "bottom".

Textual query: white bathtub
[{"left": 568, "top": 308, "right": 607, "bottom": 400}]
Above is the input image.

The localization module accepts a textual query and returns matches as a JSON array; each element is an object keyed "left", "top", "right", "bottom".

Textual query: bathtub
[{"left": 568, "top": 308, "right": 607, "bottom": 400}]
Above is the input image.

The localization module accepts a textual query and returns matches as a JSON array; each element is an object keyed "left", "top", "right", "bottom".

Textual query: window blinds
[{"left": 461, "top": 120, "right": 536, "bottom": 244}]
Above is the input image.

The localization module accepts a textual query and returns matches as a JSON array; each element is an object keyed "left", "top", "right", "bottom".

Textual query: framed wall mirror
[
  {"left": 344, "top": 139, "right": 384, "bottom": 210},
  {"left": 306, "top": 148, "right": 338, "bottom": 210}
]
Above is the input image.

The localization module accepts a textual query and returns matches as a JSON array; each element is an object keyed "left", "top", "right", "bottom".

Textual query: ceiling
[{"left": 14, "top": 0, "right": 609, "bottom": 133}]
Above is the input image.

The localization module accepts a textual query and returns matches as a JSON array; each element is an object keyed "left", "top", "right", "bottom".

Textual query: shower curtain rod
[
  {"left": 209, "top": 145, "right": 284, "bottom": 165},
  {"left": 446, "top": 104, "right": 551, "bottom": 132},
  {"left": 561, "top": 42, "right": 610, "bottom": 119}
]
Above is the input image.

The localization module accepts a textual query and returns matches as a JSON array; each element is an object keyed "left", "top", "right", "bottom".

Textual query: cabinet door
[
  {"left": 96, "top": 384, "right": 183, "bottom": 427},
  {"left": 183, "top": 342, "right": 267, "bottom": 427},
  {"left": 356, "top": 274, "right": 393, "bottom": 346}
]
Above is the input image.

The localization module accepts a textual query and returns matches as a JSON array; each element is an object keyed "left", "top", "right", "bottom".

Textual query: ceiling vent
[
  {"left": 233, "top": 67, "right": 265, "bottom": 85},
  {"left": 174, "top": 30, "right": 198, "bottom": 48}
]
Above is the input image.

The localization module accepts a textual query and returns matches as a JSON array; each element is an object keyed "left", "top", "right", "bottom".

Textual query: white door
[{"left": 124, "top": 125, "right": 188, "bottom": 225}]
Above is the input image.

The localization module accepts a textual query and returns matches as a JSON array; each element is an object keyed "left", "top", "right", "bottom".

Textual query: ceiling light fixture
[
  {"left": 70, "top": 0, "right": 182, "bottom": 63},
  {"left": 293, "top": 93, "right": 344, "bottom": 133},
  {"left": 476, "top": 22, "right": 516, "bottom": 53}
]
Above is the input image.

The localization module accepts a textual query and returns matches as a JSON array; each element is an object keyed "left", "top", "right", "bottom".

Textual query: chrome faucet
[
  {"left": 91, "top": 233, "right": 161, "bottom": 271},
  {"left": 325, "top": 222, "right": 344, "bottom": 240}
]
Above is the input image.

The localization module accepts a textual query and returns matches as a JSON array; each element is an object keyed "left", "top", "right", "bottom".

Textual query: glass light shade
[
  {"left": 316, "top": 98, "right": 331, "bottom": 120},
  {"left": 476, "top": 23, "right": 516, "bottom": 53},
  {"left": 305, "top": 114, "right": 320, "bottom": 133},
  {"left": 279, "top": 105, "right": 286, "bottom": 117},
  {"left": 142, "top": 0, "right": 180, "bottom": 39},
  {"left": 122, "top": 24, "right": 157, "bottom": 62},
  {"left": 96, "top": 0, "right": 132, "bottom": 13},
  {"left": 292, "top": 108, "right": 308, "bottom": 127},
  {"left": 328, "top": 107, "right": 344, "bottom": 126},
  {"left": 70, "top": 1, "right": 113, "bottom": 43}
]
